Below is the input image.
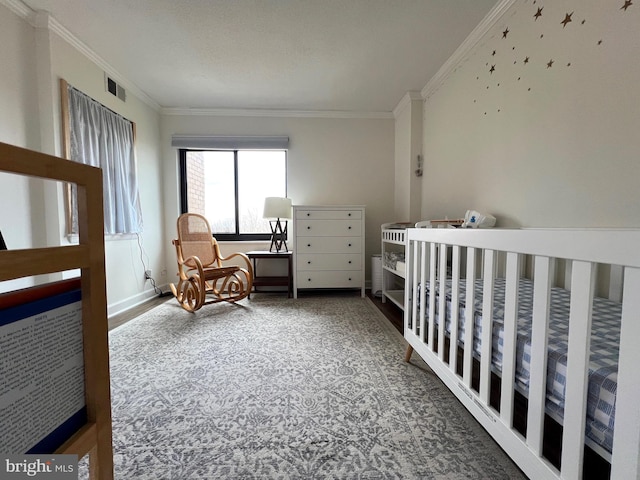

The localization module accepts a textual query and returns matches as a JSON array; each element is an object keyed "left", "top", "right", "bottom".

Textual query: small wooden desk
[{"left": 246, "top": 251, "right": 293, "bottom": 298}]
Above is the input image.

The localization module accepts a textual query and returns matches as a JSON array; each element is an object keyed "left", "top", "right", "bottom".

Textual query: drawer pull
[
  {"left": 306, "top": 213, "right": 310, "bottom": 216},
  {"left": 348, "top": 261, "right": 352, "bottom": 264},
  {"left": 307, "top": 261, "right": 311, "bottom": 264},
  {"left": 348, "top": 213, "right": 352, "bottom": 216},
  {"left": 307, "top": 278, "right": 312, "bottom": 282},
  {"left": 307, "top": 243, "right": 311, "bottom": 247},
  {"left": 348, "top": 277, "right": 352, "bottom": 281},
  {"left": 348, "top": 226, "right": 352, "bottom": 230},
  {"left": 307, "top": 226, "right": 311, "bottom": 230},
  {"left": 348, "top": 243, "right": 352, "bottom": 247}
]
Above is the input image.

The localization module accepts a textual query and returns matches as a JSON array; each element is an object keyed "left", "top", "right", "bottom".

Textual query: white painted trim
[
  {"left": 47, "top": 19, "right": 161, "bottom": 111},
  {"left": 392, "top": 91, "right": 423, "bottom": 118},
  {"left": 161, "top": 106, "right": 393, "bottom": 119},
  {"left": 0, "top": 0, "right": 31, "bottom": 18},
  {"left": 1, "top": 0, "right": 161, "bottom": 112},
  {"left": 107, "top": 284, "right": 170, "bottom": 318},
  {"left": 421, "top": 0, "right": 516, "bottom": 100}
]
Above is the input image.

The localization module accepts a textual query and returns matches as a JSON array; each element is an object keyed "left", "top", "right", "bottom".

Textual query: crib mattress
[{"left": 423, "top": 277, "right": 621, "bottom": 455}]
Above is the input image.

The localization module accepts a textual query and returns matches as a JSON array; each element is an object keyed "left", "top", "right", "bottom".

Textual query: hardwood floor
[
  {"left": 108, "top": 294, "right": 171, "bottom": 331},
  {"left": 366, "top": 291, "right": 404, "bottom": 334},
  {"left": 109, "top": 290, "right": 404, "bottom": 333}
]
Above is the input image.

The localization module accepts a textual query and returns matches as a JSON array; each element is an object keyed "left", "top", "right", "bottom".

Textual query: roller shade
[{"left": 171, "top": 135, "right": 289, "bottom": 150}]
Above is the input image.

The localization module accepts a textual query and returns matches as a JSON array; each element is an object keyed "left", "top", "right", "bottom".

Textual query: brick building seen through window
[{"left": 180, "top": 149, "right": 287, "bottom": 241}]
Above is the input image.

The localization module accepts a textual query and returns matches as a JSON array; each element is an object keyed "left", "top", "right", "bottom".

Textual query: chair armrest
[
  {"left": 219, "top": 252, "right": 254, "bottom": 277},
  {"left": 179, "top": 255, "right": 205, "bottom": 278}
]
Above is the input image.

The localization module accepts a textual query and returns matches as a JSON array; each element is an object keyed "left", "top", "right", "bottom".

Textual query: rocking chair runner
[{"left": 170, "top": 213, "right": 253, "bottom": 312}]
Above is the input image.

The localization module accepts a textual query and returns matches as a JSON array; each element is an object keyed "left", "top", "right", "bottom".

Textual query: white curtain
[{"left": 68, "top": 86, "right": 142, "bottom": 234}]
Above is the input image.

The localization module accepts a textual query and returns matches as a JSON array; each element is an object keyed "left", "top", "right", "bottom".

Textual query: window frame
[{"left": 178, "top": 148, "right": 287, "bottom": 241}]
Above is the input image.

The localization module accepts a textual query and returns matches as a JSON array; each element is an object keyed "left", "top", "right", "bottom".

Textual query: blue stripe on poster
[
  {"left": 0, "top": 289, "right": 82, "bottom": 327},
  {"left": 26, "top": 407, "right": 88, "bottom": 454}
]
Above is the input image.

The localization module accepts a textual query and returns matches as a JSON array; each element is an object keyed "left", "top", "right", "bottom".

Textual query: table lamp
[{"left": 263, "top": 197, "right": 292, "bottom": 252}]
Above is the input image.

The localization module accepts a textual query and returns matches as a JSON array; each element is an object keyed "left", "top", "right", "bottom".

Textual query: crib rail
[{"left": 403, "top": 228, "right": 640, "bottom": 480}]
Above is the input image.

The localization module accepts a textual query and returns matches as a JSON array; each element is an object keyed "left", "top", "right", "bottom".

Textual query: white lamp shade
[{"left": 263, "top": 197, "right": 292, "bottom": 219}]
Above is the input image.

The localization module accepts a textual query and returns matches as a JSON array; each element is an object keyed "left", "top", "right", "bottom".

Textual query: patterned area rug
[{"left": 82, "top": 294, "right": 526, "bottom": 479}]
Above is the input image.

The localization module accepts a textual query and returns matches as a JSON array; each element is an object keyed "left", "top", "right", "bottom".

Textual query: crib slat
[
  {"left": 500, "top": 252, "right": 520, "bottom": 425},
  {"left": 479, "top": 249, "right": 496, "bottom": 404},
  {"left": 405, "top": 240, "right": 414, "bottom": 332},
  {"left": 463, "top": 247, "right": 477, "bottom": 388},
  {"left": 428, "top": 243, "right": 437, "bottom": 348},
  {"left": 527, "top": 255, "right": 552, "bottom": 456},
  {"left": 564, "top": 260, "right": 572, "bottom": 291},
  {"left": 561, "top": 260, "right": 595, "bottom": 480},
  {"left": 610, "top": 266, "right": 640, "bottom": 480},
  {"left": 409, "top": 241, "right": 417, "bottom": 336},
  {"left": 449, "top": 246, "right": 461, "bottom": 375},
  {"left": 418, "top": 241, "right": 427, "bottom": 342},
  {"left": 608, "top": 264, "right": 623, "bottom": 302},
  {"left": 438, "top": 244, "right": 448, "bottom": 360}
]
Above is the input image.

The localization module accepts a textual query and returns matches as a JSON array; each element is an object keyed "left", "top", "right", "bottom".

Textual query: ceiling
[{"left": 20, "top": 0, "right": 498, "bottom": 114}]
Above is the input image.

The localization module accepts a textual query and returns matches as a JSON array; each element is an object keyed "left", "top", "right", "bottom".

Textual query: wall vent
[{"left": 105, "top": 74, "right": 126, "bottom": 102}]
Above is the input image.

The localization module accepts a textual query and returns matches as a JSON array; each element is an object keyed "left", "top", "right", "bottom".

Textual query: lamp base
[{"left": 269, "top": 219, "right": 288, "bottom": 252}]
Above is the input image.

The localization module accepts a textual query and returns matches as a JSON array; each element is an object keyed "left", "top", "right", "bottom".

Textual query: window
[
  {"left": 61, "top": 79, "right": 142, "bottom": 235},
  {"left": 179, "top": 149, "right": 287, "bottom": 241}
]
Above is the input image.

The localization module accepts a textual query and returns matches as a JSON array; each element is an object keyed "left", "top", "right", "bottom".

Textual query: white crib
[{"left": 403, "top": 227, "right": 640, "bottom": 480}]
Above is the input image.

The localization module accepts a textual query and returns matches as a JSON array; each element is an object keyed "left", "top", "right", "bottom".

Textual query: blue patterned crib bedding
[{"left": 423, "top": 277, "right": 621, "bottom": 456}]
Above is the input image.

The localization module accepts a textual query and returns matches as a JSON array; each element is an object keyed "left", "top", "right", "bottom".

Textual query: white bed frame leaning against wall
[{"left": 402, "top": 227, "right": 640, "bottom": 480}]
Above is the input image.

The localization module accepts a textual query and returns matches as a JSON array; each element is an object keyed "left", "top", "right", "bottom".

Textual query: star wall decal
[
  {"left": 534, "top": 7, "right": 543, "bottom": 20},
  {"left": 470, "top": 2, "right": 633, "bottom": 117},
  {"left": 561, "top": 12, "right": 574, "bottom": 28}
]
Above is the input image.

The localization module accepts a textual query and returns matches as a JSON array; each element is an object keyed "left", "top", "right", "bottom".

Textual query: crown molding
[
  {"left": 0, "top": 0, "right": 32, "bottom": 20},
  {"left": 421, "top": 0, "right": 516, "bottom": 100},
  {"left": 1, "top": 0, "right": 161, "bottom": 111},
  {"left": 392, "top": 91, "right": 423, "bottom": 119},
  {"left": 46, "top": 19, "right": 161, "bottom": 111},
  {"left": 161, "top": 107, "right": 394, "bottom": 120}
]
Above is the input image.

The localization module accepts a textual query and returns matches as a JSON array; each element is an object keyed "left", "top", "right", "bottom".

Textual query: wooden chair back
[{"left": 176, "top": 213, "right": 220, "bottom": 268}]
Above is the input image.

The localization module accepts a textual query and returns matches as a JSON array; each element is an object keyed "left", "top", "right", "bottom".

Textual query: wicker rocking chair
[{"left": 170, "top": 213, "right": 253, "bottom": 312}]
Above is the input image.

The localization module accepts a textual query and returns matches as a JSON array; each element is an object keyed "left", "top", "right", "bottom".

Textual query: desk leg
[
  {"left": 250, "top": 258, "right": 258, "bottom": 298},
  {"left": 287, "top": 255, "right": 292, "bottom": 298}
]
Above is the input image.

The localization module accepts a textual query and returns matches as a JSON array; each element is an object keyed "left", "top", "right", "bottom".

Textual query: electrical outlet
[{"left": 144, "top": 270, "right": 152, "bottom": 280}]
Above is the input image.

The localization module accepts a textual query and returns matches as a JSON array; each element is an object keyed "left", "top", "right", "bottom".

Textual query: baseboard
[{"left": 107, "top": 283, "right": 170, "bottom": 318}]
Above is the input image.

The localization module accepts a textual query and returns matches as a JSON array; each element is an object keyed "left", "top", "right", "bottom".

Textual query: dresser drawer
[
  {"left": 296, "top": 219, "right": 362, "bottom": 237},
  {"left": 293, "top": 205, "right": 365, "bottom": 298},
  {"left": 296, "top": 209, "right": 362, "bottom": 221},
  {"left": 297, "top": 254, "right": 362, "bottom": 271},
  {"left": 296, "top": 270, "right": 363, "bottom": 289},
  {"left": 296, "top": 236, "right": 362, "bottom": 254}
]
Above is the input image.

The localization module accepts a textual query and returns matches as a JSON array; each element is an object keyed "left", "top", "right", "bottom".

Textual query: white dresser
[{"left": 293, "top": 205, "right": 365, "bottom": 298}]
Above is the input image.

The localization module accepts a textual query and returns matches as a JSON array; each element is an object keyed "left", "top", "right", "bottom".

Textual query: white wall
[
  {"left": 393, "top": 93, "right": 423, "bottom": 223},
  {"left": 421, "top": 0, "right": 640, "bottom": 227},
  {"left": 49, "top": 33, "right": 165, "bottom": 315},
  {"left": 0, "top": 6, "right": 167, "bottom": 315},
  {"left": 161, "top": 113, "right": 395, "bottom": 283},
  {"left": 0, "top": 4, "right": 42, "bottom": 291}
]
